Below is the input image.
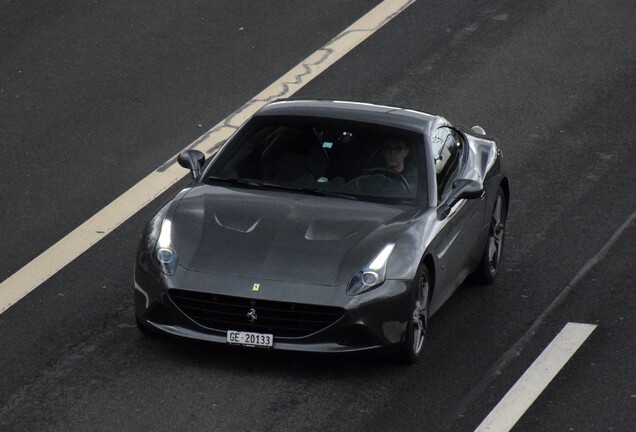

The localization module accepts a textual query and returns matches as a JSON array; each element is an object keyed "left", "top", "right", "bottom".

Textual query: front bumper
[{"left": 134, "top": 261, "right": 412, "bottom": 353}]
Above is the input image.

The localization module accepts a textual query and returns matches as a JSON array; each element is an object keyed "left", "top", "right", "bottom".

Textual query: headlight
[
  {"left": 347, "top": 243, "right": 395, "bottom": 295},
  {"left": 153, "top": 219, "right": 178, "bottom": 275}
]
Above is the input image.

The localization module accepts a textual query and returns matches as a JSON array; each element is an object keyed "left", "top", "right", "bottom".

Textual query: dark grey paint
[{"left": 134, "top": 100, "right": 507, "bottom": 353}]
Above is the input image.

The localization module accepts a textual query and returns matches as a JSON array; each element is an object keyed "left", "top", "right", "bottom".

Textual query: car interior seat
[{"left": 261, "top": 129, "right": 328, "bottom": 182}]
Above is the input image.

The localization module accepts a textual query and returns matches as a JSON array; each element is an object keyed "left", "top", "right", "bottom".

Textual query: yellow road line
[{"left": 0, "top": 0, "right": 415, "bottom": 314}]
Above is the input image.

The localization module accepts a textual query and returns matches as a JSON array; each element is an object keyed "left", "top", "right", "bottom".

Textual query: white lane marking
[
  {"left": 448, "top": 209, "right": 636, "bottom": 422},
  {"left": 0, "top": 0, "right": 415, "bottom": 314},
  {"left": 474, "top": 322, "right": 597, "bottom": 432}
]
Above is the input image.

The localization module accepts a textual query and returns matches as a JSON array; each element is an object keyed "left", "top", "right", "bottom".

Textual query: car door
[{"left": 432, "top": 128, "right": 485, "bottom": 302}]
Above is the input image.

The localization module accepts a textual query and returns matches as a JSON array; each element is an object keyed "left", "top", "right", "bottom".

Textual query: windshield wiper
[
  {"left": 207, "top": 176, "right": 262, "bottom": 188},
  {"left": 208, "top": 178, "right": 358, "bottom": 200},
  {"left": 259, "top": 182, "right": 358, "bottom": 200},
  {"left": 313, "top": 189, "right": 359, "bottom": 200}
]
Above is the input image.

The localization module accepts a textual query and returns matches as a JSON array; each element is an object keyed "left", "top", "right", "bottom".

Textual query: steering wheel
[{"left": 363, "top": 167, "right": 410, "bottom": 190}]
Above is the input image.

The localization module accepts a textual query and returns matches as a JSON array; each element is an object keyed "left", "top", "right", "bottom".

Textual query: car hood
[{"left": 170, "top": 186, "right": 417, "bottom": 286}]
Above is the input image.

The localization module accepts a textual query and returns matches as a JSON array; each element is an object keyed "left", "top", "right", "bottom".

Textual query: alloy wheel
[{"left": 411, "top": 270, "right": 429, "bottom": 356}]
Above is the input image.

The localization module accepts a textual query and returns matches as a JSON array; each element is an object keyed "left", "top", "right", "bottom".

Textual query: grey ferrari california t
[{"left": 134, "top": 99, "right": 509, "bottom": 363}]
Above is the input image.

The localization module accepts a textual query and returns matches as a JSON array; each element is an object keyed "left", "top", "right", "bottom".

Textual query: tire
[
  {"left": 474, "top": 187, "right": 507, "bottom": 284},
  {"left": 398, "top": 265, "right": 431, "bottom": 364}
]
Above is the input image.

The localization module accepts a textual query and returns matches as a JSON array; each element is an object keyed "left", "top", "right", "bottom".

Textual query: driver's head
[{"left": 382, "top": 137, "right": 409, "bottom": 173}]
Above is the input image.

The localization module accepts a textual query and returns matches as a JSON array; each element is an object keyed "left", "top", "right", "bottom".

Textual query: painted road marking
[
  {"left": 0, "top": 0, "right": 415, "bottom": 314},
  {"left": 474, "top": 322, "right": 597, "bottom": 432},
  {"left": 449, "top": 209, "right": 636, "bottom": 423}
]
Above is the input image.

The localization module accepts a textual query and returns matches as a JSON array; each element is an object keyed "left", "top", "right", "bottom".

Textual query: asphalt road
[{"left": 1, "top": 1, "right": 635, "bottom": 431}]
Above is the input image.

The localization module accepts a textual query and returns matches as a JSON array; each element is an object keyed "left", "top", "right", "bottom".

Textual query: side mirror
[
  {"left": 438, "top": 179, "right": 484, "bottom": 219},
  {"left": 471, "top": 125, "right": 486, "bottom": 135},
  {"left": 178, "top": 149, "right": 206, "bottom": 180}
]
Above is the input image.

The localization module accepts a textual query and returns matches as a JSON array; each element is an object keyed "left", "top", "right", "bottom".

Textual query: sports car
[{"left": 134, "top": 99, "right": 508, "bottom": 363}]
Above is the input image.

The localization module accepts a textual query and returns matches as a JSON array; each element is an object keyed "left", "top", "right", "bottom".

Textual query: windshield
[{"left": 205, "top": 116, "right": 427, "bottom": 204}]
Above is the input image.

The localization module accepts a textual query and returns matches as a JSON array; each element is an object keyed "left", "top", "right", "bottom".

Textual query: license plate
[{"left": 227, "top": 330, "right": 273, "bottom": 348}]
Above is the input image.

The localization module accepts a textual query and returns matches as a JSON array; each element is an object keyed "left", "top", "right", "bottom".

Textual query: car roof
[{"left": 255, "top": 99, "right": 447, "bottom": 136}]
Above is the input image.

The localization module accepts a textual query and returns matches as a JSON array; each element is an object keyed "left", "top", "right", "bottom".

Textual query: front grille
[{"left": 168, "top": 289, "right": 345, "bottom": 338}]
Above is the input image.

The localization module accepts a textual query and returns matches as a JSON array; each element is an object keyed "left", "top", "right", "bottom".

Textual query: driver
[
  {"left": 381, "top": 137, "right": 416, "bottom": 186},
  {"left": 382, "top": 137, "right": 409, "bottom": 173}
]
